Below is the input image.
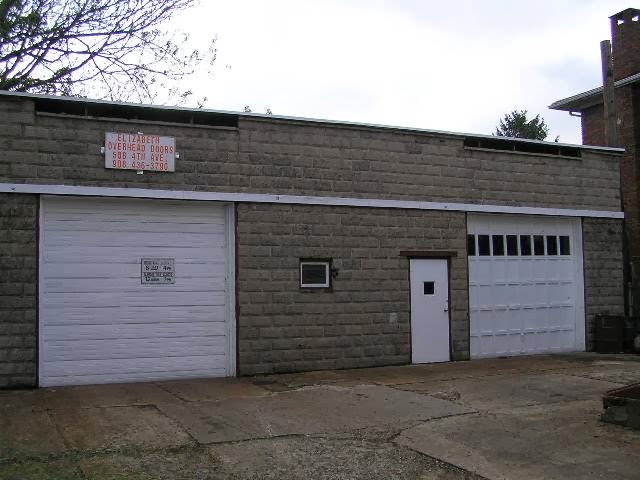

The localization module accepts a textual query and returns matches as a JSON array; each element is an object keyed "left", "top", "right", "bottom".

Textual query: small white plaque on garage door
[{"left": 141, "top": 258, "right": 175, "bottom": 284}]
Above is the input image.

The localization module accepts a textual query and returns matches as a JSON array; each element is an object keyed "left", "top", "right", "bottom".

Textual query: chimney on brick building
[{"left": 610, "top": 8, "right": 640, "bottom": 81}]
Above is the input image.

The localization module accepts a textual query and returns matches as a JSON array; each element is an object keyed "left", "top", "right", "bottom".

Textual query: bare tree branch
[{"left": 0, "top": 0, "right": 216, "bottom": 103}]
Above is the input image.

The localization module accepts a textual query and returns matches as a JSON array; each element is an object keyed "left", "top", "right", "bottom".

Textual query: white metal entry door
[
  {"left": 467, "top": 214, "right": 585, "bottom": 359},
  {"left": 410, "top": 259, "right": 450, "bottom": 363},
  {"left": 39, "top": 196, "right": 235, "bottom": 386}
]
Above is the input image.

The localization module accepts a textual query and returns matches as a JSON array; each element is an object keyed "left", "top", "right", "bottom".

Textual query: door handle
[{"left": 444, "top": 300, "right": 449, "bottom": 312}]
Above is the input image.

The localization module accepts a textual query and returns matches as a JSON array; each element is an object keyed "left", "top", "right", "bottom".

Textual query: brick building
[
  {"left": 0, "top": 90, "right": 625, "bottom": 388},
  {"left": 550, "top": 7, "right": 640, "bottom": 311}
]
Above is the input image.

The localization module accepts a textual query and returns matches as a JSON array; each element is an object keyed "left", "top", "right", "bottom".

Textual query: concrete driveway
[{"left": 1, "top": 353, "right": 638, "bottom": 480}]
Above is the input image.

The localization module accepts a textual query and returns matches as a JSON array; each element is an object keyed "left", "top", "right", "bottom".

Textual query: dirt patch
[
  {"left": 0, "top": 408, "right": 65, "bottom": 461},
  {"left": 52, "top": 404, "right": 192, "bottom": 451},
  {"left": 0, "top": 457, "right": 83, "bottom": 480}
]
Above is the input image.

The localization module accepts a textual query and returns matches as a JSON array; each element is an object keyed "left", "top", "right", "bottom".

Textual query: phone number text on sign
[
  {"left": 141, "top": 258, "right": 175, "bottom": 284},
  {"left": 105, "top": 132, "right": 176, "bottom": 172}
]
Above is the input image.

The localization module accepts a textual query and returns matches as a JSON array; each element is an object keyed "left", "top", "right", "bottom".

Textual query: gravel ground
[
  {"left": 210, "top": 435, "right": 484, "bottom": 480},
  {"left": 0, "top": 432, "right": 485, "bottom": 480}
]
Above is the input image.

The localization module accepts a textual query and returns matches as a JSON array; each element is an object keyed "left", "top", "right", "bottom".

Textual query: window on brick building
[{"left": 300, "top": 260, "right": 331, "bottom": 288}]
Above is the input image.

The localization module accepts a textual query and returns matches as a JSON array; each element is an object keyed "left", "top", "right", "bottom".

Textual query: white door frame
[
  {"left": 37, "top": 197, "right": 44, "bottom": 386},
  {"left": 573, "top": 219, "right": 586, "bottom": 351},
  {"left": 224, "top": 203, "right": 237, "bottom": 376}
]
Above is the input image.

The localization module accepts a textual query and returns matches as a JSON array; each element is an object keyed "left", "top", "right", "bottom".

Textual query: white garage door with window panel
[
  {"left": 39, "top": 196, "right": 235, "bottom": 387},
  {"left": 467, "top": 214, "right": 585, "bottom": 358}
]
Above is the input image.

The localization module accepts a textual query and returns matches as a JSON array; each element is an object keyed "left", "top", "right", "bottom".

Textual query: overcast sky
[{"left": 175, "top": 0, "right": 630, "bottom": 144}]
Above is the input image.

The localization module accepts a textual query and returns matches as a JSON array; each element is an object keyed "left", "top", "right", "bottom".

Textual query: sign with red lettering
[{"left": 104, "top": 132, "right": 176, "bottom": 172}]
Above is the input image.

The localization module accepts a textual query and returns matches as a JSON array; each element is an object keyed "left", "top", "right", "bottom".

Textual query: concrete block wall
[
  {"left": 0, "top": 96, "right": 622, "bottom": 214},
  {"left": 583, "top": 217, "right": 625, "bottom": 349},
  {"left": 239, "top": 119, "right": 621, "bottom": 212},
  {"left": 236, "top": 204, "right": 469, "bottom": 375},
  {"left": 0, "top": 97, "right": 240, "bottom": 190},
  {"left": 0, "top": 194, "right": 38, "bottom": 388}
]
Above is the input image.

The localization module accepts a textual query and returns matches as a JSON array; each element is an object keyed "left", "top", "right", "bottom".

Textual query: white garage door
[
  {"left": 467, "top": 214, "right": 585, "bottom": 358},
  {"left": 39, "top": 196, "right": 235, "bottom": 386}
]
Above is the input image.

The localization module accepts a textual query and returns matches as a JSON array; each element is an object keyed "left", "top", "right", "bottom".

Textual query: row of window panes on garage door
[{"left": 467, "top": 234, "right": 571, "bottom": 257}]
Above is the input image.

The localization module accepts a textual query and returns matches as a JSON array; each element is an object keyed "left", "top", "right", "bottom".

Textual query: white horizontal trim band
[{"left": 0, "top": 183, "right": 624, "bottom": 219}]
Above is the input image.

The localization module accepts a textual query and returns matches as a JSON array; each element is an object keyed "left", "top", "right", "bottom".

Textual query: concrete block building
[{"left": 0, "top": 90, "right": 625, "bottom": 388}]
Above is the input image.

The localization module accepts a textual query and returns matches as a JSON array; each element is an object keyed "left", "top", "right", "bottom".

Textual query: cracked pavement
[{"left": 1, "top": 353, "right": 639, "bottom": 479}]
